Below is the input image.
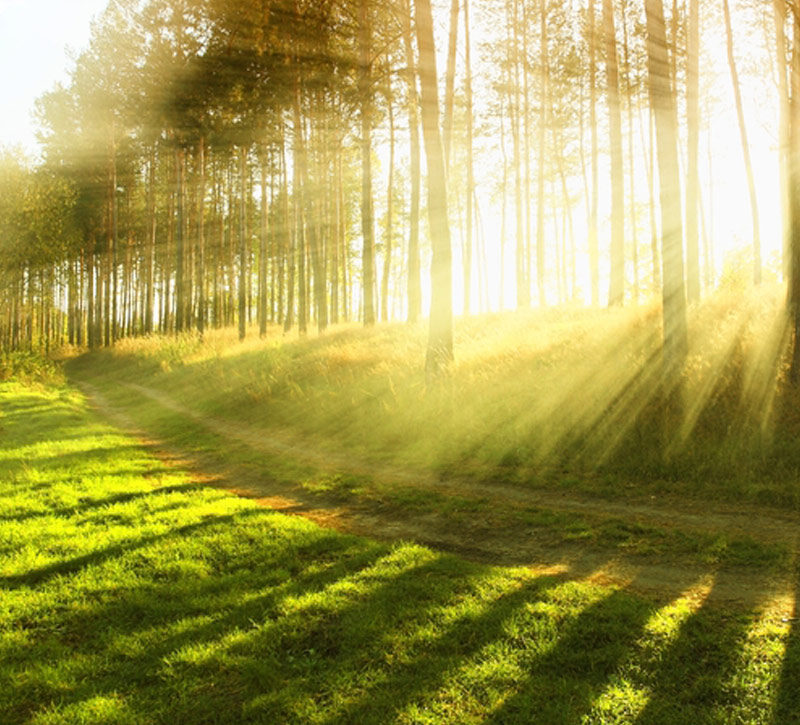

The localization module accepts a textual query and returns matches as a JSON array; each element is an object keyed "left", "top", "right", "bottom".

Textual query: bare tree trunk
[
  {"left": 197, "top": 138, "right": 206, "bottom": 336},
  {"left": 259, "top": 149, "right": 269, "bottom": 338},
  {"left": 535, "top": 0, "right": 548, "bottom": 307},
  {"left": 442, "top": 0, "right": 459, "bottom": 168},
  {"left": 175, "top": 146, "right": 186, "bottom": 334},
  {"left": 589, "top": 0, "right": 600, "bottom": 305},
  {"left": 621, "top": 0, "right": 640, "bottom": 301},
  {"left": 646, "top": 0, "right": 688, "bottom": 373},
  {"left": 382, "top": 96, "right": 395, "bottom": 322},
  {"left": 359, "top": 0, "right": 376, "bottom": 326},
  {"left": 788, "top": 2, "right": 800, "bottom": 382},
  {"left": 463, "top": 0, "right": 474, "bottom": 315},
  {"left": 415, "top": 0, "right": 454, "bottom": 376},
  {"left": 238, "top": 145, "right": 248, "bottom": 341},
  {"left": 685, "top": 0, "right": 701, "bottom": 302},
  {"left": 403, "top": 0, "right": 422, "bottom": 323},
  {"left": 605, "top": 0, "right": 625, "bottom": 307},
  {"left": 722, "top": 0, "right": 761, "bottom": 284},
  {"left": 774, "top": 0, "right": 791, "bottom": 278}
]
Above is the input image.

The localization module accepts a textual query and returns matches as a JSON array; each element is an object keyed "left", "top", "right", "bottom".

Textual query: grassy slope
[
  {"left": 67, "top": 286, "right": 800, "bottom": 507},
  {"left": 2, "top": 379, "right": 800, "bottom": 721}
]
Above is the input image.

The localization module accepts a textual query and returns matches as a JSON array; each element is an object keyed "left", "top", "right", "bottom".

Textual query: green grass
[
  {"left": 64, "top": 286, "right": 800, "bottom": 508},
  {"left": 3, "top": 381, "right": 800, "bottom": 723}
]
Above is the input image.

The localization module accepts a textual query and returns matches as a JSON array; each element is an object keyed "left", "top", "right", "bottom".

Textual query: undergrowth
[{"left": 66, "top": 285, "right": 800, "bottom": 507}]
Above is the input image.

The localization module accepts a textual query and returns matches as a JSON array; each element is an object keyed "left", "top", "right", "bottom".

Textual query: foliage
[{"left": 0, "top": 352, "right": 65, "bottom": 386}]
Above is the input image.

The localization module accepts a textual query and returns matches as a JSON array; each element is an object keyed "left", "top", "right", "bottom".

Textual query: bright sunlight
[{"left": 4, "top": 0, "right": 800, "bottom": 723}]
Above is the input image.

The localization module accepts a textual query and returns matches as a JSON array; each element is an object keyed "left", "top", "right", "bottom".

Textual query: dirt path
[{"left": 77, "top": 379, "right": 800, "bottom": 615}]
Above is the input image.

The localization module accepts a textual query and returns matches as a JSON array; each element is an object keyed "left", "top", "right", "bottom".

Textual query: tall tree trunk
[
  {"left": 510, "top": 0, "right": 527, "bottom": 307},
  {"left": 403, "top": 0, "right": 422, "bottom": 323},
  {"left": 382, "top": 96, "right": 395, "bottom": 322},
  {"left": 197, "top": 138, "right": 206, "bottom": 336},
  {"left": 359, "top": 0, "right": 376, "bottom": 326},
  {"left": 463, "top": 0, "right": 474, "bottom": 315},
  {"left": 605, "top": 0, "right": 625, "bottom": 306},
  {"left": 442, "top": 0, "right": 459, "bottom": 168},
  {"left": 175, "top": 146, "right": 186, "bottom": 334},
  {"left": 415, "top": 0, "right": 454, "bottom": 376},
  {"left": 685, "top": 0, "right": 701, "bottom": 302},
  {"left": 774, "top": 0, "right": 791, "bottom": 278},
  {"left": 722, "top": 0, "right": 761, "bottom": 284},
  {"left": 621, "top": 0, "right": 640, "bottom": 301},
  {"left": 646, "top": 0, "right": 688, "bottom": 373},
  {"left": 788, "top": 2, "right": 800, "bottom": 382},
  {"left": 238, "top": 145, "right": 248, "bottom": 341},
  {"left": 259, "top": 150, "right": 269, "bottom": 338},
  {"left": 535, "top": 0, "right": 548, "bottom": 307},
  {"left": 589, "top": 0, "right": 600, "bottom": 305}
]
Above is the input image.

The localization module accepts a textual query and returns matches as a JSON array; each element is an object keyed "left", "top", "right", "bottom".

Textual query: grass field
[{"left": 5, "top": 299, "right": 800, "bottom": 722}]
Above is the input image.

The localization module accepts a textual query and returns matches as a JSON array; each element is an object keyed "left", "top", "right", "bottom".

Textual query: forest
[
  {"left": 6, "top": 0, "right": 800, "bottom": 722},
  {"left": 0, "top": 0, "right": 794, "bottom": 368}
]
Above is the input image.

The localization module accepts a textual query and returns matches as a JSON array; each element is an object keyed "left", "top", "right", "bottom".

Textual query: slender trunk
[
  {"left": 197, "top": 138, "right": 206, "bottom": 336},
  {"left": 463, "top": 0, "right": 474, "bottom": 315},
  {"left": 621, "top": 0, "right": 640, "bottom": 301},
  {"left": 722, "top": 0, "right": 761, "bottom": 284},
  {"left": 404, "top": 0, "right": 422, "bottom": 322},
  {"left": 382, "top": 97, "right": 395, "bottom": 322},
  {"left": 259, "top": 151, "right": 269, "bottom": 338},
  {"left": 442, "top": 0, "right": 459, "bottom": 168},
  {"left": 646, "top": 0, "right": 688, "bottom": 372},
  {"left": 359, "top": 0, "right": 376, "bottom": 326},
  {"left": 535, "top": 0, "right": 548, "bottom": 307},
  {"left": 175, "top": 146, "right": 186, "bottom": 334},
  {"left": 238, "top": 145, "right": 248, "bottom": 341},
  {"left": 775, "top": 0, "right": 791, "bottom": 279},
  {"left": 589, "top": 0, "right": 600, "bottom": 305},
  {"left": 685, "top": 0, "right": 701, "bottom": 302},
  {"left": 415, "top": 0, "right": 454, "bottom": 375},
  {"left": 788, "top": 4, "right": 800, "bottom": 382},
  {"left": 605, "top": 0, "right": 625, "bottom": 306},
  {"left": 511, "top": 0, "right": 527, "bottom": 307}
]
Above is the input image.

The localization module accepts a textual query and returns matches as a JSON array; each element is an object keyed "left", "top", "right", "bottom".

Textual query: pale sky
[{"left": 0, "top": 0, "right": 109, "bottom": 156}]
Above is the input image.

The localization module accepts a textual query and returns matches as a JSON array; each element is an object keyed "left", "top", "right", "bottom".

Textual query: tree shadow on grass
[
  {"left": 4, "top": 526, "right": 392, "bottom": 723},
  {"left": 483, "top": 570, "right": 671, "bottom": 724},
  {"left": 0, "top": 482, "right": 205, "bottom": 524},
  {"left": 631, "top": 564, "right": 789, "bottom": 724},
  {"left": 0, "top": 507, "right": 265, "bottom": 589},
  {"left": 772, "top": 568, "right": 800, "bottom": 724}
]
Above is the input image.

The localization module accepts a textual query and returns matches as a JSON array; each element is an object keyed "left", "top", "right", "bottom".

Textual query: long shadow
[
  {"left": 0, "top": 507, "right": 264, "bottom": 589},
  {"left": 0, "top": 482, "right": 204, "bottom": 524},
  {"left": 5, "top": 530, "right": 393, "bottom": 722},
  {"left": 327, "top": 553, "right": 611, "bottom": 725},
  {"left": 632, "top": 565, "right": 784, "bottom": 724},
  {"left": 484, "top": 570, "right": 670, "bottom": 724},
  {"left": 772, "top": 568, "right": 800, "bottom": 723}
]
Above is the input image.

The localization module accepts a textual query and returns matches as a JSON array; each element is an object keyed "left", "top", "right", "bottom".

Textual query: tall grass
[
  {"left": 0, "top": 351, "right": 65, "bottom": 386},
  {"left": 68, "top": 284, "right": 800, "bottom": 505}
]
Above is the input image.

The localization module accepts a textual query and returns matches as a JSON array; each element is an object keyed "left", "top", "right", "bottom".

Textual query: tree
[
  {"left": 604, "top": 0, "right": 625, "bottom": 306},
  {"left": 685, "top": 0, "right": 701, "bottom": 303},
  {"left": 415, "top": 0, "right": 453, "bottom": 376},
  {"left": 722, "top": 0, "right": 761, "bottom": 285},
  {"left": 645, "top": 0, "right": 688, "bottom": 372}
]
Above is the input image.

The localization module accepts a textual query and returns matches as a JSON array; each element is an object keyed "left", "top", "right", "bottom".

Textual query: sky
[{"left": 0, "top": 0, "right": 109, "bottom": 156}]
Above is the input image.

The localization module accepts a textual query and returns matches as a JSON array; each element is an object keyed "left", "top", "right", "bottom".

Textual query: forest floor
[{"left": 75, "top": 376, "right": 800, "bottom": 617}]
